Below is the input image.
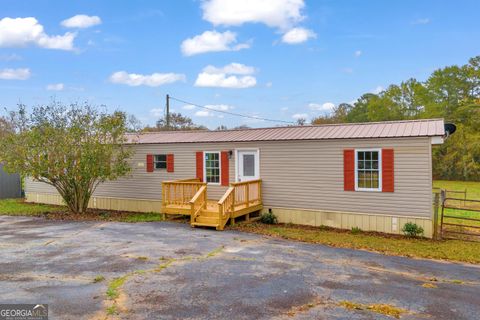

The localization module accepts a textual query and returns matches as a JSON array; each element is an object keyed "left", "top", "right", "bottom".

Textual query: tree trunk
[{"left": 54, "top": 183, "right": 93, "bottom": 214}]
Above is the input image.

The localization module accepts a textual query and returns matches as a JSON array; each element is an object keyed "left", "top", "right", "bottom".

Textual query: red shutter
[
  {"left": 166, "top": 154, "right": 174, "bottom": 173},
  {"left": 221, "top": 151, "right": 229, "bottom": 186},
  {"left": 382, "top": 149, "right": 394, "bottom": 192},
  {"left": 344, "top": 149, "right": 355, "bottom": 191},
  {"left": 196, "top": 151, "right": 203, "bottom": 182},
  {"left": 146, "top": 154, "right": 154, "bottom": 172}
]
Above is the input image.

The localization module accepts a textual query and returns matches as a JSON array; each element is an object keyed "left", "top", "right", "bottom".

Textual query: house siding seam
[{"left": 25, "top": 137, "right": 433, "bottom": 218}]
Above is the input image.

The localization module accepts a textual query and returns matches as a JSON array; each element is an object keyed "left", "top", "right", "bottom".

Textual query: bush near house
[
  {"left": 402, "top": 222, "right": 424, "bottom": 238},
  {"left": 260, "top": 212, "right": 278, "bottom": 224}
]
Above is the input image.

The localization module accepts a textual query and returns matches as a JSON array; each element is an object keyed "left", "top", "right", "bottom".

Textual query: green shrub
[
  {"left": 351, "top": 227, "right": 362, "bottom": 234},
  {"left": 260, "top": 212, "right": 278, "bottom": 224},
  {"left": 402, "top": 222, "right": 424, "bottom": 237}
]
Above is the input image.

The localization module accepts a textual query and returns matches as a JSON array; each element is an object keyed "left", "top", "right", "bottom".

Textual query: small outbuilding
[
  {"left": 0, "top": 163, "right": 22, "bottom": 199},
  {"left": 25, "top": 118, "right": 446, "bottom": 237}
]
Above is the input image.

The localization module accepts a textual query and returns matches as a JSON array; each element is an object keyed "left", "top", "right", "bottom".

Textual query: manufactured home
[{"left": 25, "top": 119, "right": 447, "bottom": 237}]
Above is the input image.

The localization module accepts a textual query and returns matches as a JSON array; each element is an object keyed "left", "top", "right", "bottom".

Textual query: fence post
[{"left": 433, "top": 192, "right": 440, "bottom": 240}]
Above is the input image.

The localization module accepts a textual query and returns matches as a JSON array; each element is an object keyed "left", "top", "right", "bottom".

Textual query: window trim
[
  {"left": 203, "top": 151, "right": 221, "bottom": 185},
  {"left": 153, "top": 154, "right": 167, "bottom": 170},
  {"left": 354, "top": 148, "right": 382, "bottom": 192}
]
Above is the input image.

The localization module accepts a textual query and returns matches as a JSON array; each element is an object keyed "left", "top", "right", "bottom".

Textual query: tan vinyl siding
[{"left": 25, "top": 137, "right": 433, "bottom": 218}]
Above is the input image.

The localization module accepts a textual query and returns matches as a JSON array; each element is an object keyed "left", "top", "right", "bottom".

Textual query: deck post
[
  {"left": 161, "top": 182, "right": 166, "bottom": 207},
  {"left": 258, "top": 180, "right": 262, "bottom": 204},
  {"left": 246, "top": 184, "right": 250, "bottom": 208},
  {"left": 203, "top": 189, "right": 207, "bottom": 209},
  {"left": 230, "top": 217, "right": 235, "bottom": 226},
  {"left": 190, "top": 202, "right": 195, "bottom": 225},
  {"left": 218, "top": 205, "right": 223, "bottom": 225}
]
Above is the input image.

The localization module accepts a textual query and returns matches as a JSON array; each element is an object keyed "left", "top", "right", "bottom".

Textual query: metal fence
[
  {"left": 441, "top": 196, "right": 480, "bottom": 241},
  {"left": 0, "top": 164, "right": 22, "bottom": 199}
]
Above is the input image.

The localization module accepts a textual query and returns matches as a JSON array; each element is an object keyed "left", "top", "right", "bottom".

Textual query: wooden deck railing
[
  {"left": 189, "top": 185, "right": 207, "bottom": 224},
  {"left": 231, "top": 179, "right": 262, "bottom": 208},
  {"left": 162, "top": 178, "right": 262, "bottom": 230},
  {"left": 218, "top": 186, "right": 235, "bottom": 222},
  {"left": 162, "top": 179, "right": 206, "bottom": 207}
]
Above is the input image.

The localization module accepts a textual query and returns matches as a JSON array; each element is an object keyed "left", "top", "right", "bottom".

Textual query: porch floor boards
[{"left": 163, "top": 199, "right": 262, "bottom": 217}]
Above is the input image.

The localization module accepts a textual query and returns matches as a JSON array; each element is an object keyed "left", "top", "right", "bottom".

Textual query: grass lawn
[
  {"left": 0, "top": 198, "right": 165, "bottom": 223},
  {"left": 433, "top": 180, "right": 480, "bottom": 229},
  {"left": 234, "top": 223, "right": 480, "bottom": 264},
  {"left": 0, "top": 199, "right": 59, "bottom": 215},
  {"left": 433, "top": 180, "right": 480, "bottom": 200}
]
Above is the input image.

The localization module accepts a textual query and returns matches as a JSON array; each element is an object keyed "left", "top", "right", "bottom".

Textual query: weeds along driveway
[{"left": 1, "top": 216, "right": 480, "bottom": 320}]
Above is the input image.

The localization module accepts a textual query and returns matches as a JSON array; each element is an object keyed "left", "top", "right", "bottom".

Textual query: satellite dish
[{"left": 444, "top": 123, "right": 456, "bottom": 136}]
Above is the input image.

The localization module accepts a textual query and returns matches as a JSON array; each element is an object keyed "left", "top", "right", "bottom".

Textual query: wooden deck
[{"left": 161, "top": 179, "right": 263, "bottom": 230}]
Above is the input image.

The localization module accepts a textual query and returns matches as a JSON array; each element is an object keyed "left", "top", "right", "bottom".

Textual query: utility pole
[{"left": 166, "top": 94, "right": 170, "bottom": 130}]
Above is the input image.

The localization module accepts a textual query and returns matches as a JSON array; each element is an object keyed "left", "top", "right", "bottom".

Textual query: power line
[{"left": 169, "top": 96, "right": 296, "bottom": 124}]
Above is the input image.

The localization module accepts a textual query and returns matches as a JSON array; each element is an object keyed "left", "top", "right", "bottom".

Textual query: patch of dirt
[{"left": 339, "top": 300, "right": 410, "bottom": 319}]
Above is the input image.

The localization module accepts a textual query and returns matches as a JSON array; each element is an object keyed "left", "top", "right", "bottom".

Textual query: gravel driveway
[{"left": 1, "top": 216, "right": 479, "bottom": 319}]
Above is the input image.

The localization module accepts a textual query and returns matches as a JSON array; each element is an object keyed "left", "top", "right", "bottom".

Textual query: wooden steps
[{"left": 191, "top": 209, "right": 224, "bottom": 230}]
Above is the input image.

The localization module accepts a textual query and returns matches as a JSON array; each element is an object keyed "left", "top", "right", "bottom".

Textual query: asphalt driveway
[{"left": 1, "top": 216, "right": 479, "bottom": 320}]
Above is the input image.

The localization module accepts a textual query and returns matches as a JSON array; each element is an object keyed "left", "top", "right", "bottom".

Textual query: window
[
  {"left": 243, "top": 154, "right": 255, "bottom": 177},
  {"left": 204, "top": 152, "right": 220, "bottom": 184},
  {"left": 154, "top": 154, "right": 167, "bottom": 169},
  {"left": 356, "top": 149, "right": 381, "bottom": 191}
]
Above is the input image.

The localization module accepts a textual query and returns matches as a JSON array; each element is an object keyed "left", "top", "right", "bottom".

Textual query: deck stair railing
[
  {"left": 189, "top": 185, "right": 207, "bottom": 224},
  {"left": 218, "top": 186, "right": 235, "bottom": 222},
  {"left": 231, "top": 179, "right": 262, "bottom": 208}
]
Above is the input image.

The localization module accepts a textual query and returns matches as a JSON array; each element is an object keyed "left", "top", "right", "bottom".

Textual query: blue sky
[{"left": 1, "top": 0, "right": 479, "bottom": 128}]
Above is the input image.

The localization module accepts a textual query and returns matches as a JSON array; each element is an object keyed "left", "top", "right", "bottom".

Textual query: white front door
[{"left": 237, "top": 150, "right": 259, "bottom": 182}]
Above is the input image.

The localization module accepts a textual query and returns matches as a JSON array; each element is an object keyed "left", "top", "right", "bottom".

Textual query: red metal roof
[{"left": 126, "top": 119, "right": 445, "bottom": 144}]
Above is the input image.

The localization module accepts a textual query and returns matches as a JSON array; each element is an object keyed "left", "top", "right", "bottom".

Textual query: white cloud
[
  {"left": 194, "top": 63, "right": 257, "bottom": 89},
  {"left": 412, "top": 18, "right": 430, "bottom": 25},
  {"left": 183, "top": 104, "right": 196, "bottom": 110},
  {"left": 354, "top": 50, "right": 362, "bottom": 57},
  {"left": 342, "top": 67, "right": 354, "bottom": 74},
  {"left": 207, "top": 104, "right": 233, "bottom": 111},
  {"left": 372, "top": 86, "right": 384, "bottom": 94},
  {"left": 46, "top": 83, "right": 64, "bottom": 91},
  {"left": 281, "top": 27, "right": 316, "bottom": 44},
  {"left": 61, "top": 15, "right": 102, "bottom": 28},
  {"left": 309, "top": 102, "right": 335, "bottom": 112},
  {"left": 292, "top": 113, "right": 308, "bottom": 119},
  {"left": 0, "top": 68, "right": 31, "bottom": 80},
  {"left": 109, "top": 71, "right": 186, "bottom": 87},
  {"left": 203, "top": 62, "right": 255, "bottom": 75},
  {"left": 150, "top": 108, "right": 163, "bottom": 117},
  {"left": 195, "top": 104, "right": 234, "bottom": 117},
  {"left": 266, "top": 81, "right": 273, "bottom": 88},
  {"left": 181, "top": 30, "right": 249, "bottom": 56},
  {"left": 202, "top": 0, "right": 306, "bottom": 30},
  {"left": 0, "top": 17, "right": 75, "bottom": 50},
  {"left": 195, "top": 110, "right": 211, "bottom": 117}
]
